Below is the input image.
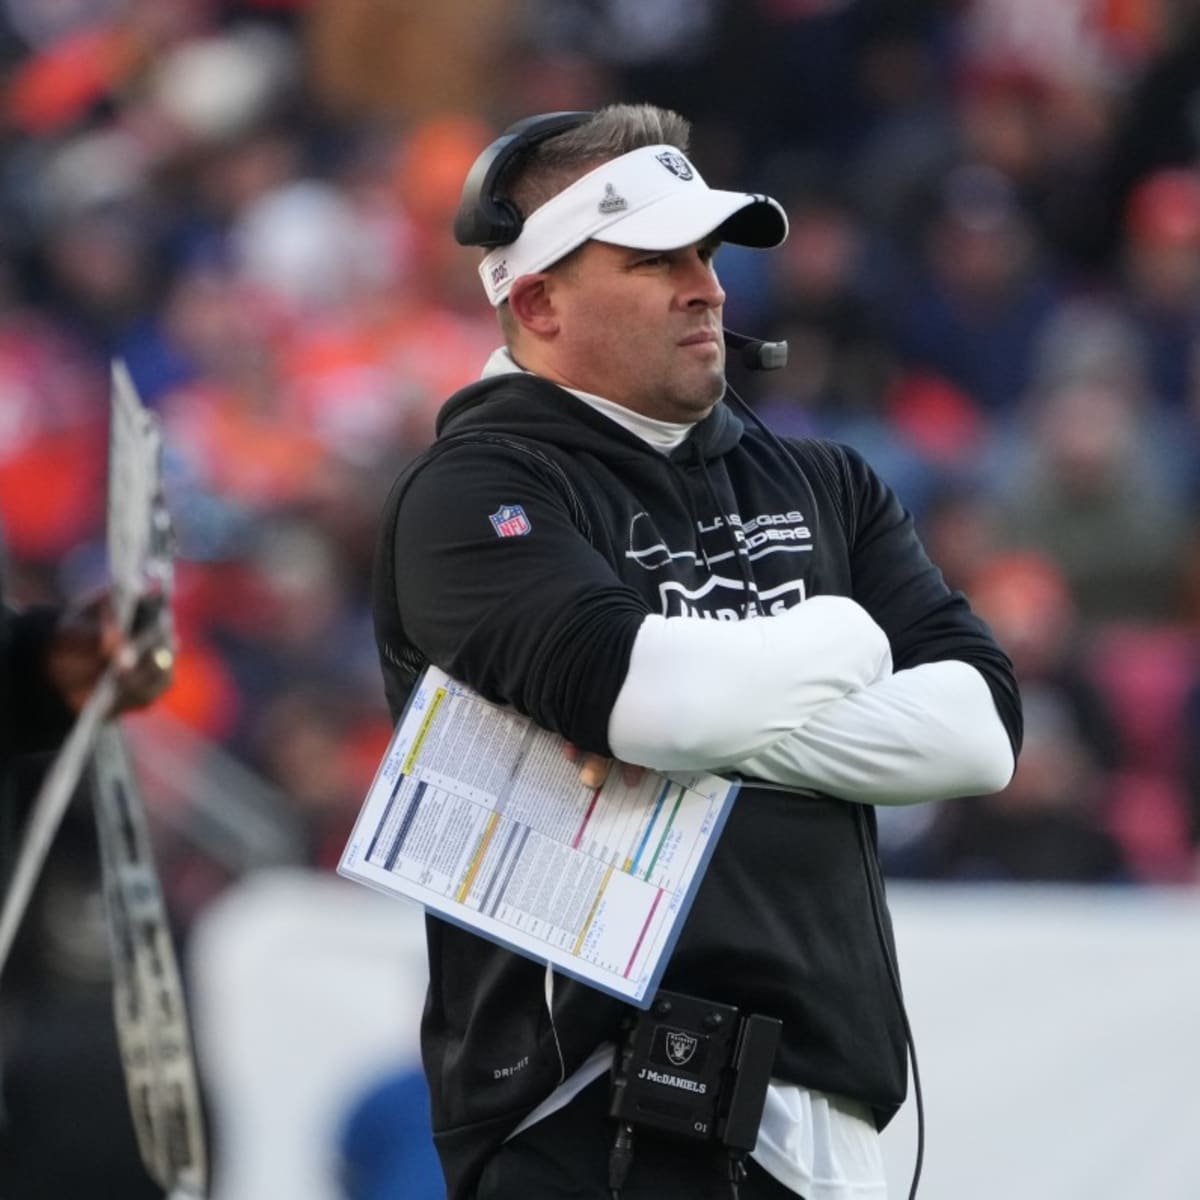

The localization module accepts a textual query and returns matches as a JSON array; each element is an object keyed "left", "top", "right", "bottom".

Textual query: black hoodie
[{"left": 373, "top": 372, "right": 1022, "bottom": 1200}]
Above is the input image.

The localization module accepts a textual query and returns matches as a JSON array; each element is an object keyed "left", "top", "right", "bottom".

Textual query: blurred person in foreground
[
  {"left": 0, "top": 530, "right": 175, "bottom": 1200},
  {"left": 1, "top": 558, "right": 175, "bottom": 801},
  {"left": 1, "top": 512, "right": 176, "bottom": 901},
  {"left": 372, "top": 104, "right": 1022, "bottom": 1199}
]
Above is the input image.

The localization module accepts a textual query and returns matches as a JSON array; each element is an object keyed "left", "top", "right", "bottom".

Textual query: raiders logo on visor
[{"left": 656, "top": 150, "right": 694, "bottom": 180}]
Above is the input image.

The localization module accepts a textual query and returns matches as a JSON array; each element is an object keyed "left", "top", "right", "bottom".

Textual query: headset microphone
[{"left": 723, "top": 329, "right": 789, "bottom": 372}]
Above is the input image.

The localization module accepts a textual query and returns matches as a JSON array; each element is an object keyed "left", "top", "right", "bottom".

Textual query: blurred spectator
[
  {"left": 1023, "top": 295, "right": 1198, "bottom": 490},
  {"left": 146, "top": 23, "right": 300, "bottom": 148},
  {"left": 952, "top": 0, "right": 1158, "bottom": 276},
  {"left": 250, "top": 683, "right": 388, "bottom": 870},
  {"left": 924, "top": 687, "right": 1128, "bottom": 883},
  {"left": 890, "top": 163, "right": 1060, "bottom": 413},
  {"left": 763, "top": 190, "right": 894, "bottom": 420},
  {"left": 0, "top": 309, "right": 106, "bottom": 567},
  {"left": 1103, "top": 1, "right": 1200, "bottom": 245},
  {"left": 885, "top": 551, "right": 1130, "bottom": 882},
  {"left": 197, "top": 519, "right": 376, "bottom": 748},
  {"left": 998, "top": 345, "right": 1185, "bottom": 619},
  {"left": 915, "top": 480, "right": 1004, "bottom": 593},
  {"left": 1185, "top": 677, "right": 1200, "bottom": 862},
  {"left": 1119, "top": 167, "right": 1200, "bottom": 412},
  {"left": 968, "top": 552, "right": 1120, "bottom": 774},
  {"left": 847, "top": 11, "right": 960, "bottom": 237},
  {"left": 307, "top": 0, "right": 520, "bottom": 120},
  {"left": 519, "top": 0, "right": 727, "bottom": 147},
  {"left": 1086, "top": 621, "right": 1198, "bottom": 882}
]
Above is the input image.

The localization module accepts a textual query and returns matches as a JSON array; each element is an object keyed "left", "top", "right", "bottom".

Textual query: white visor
[{"left": 479, "top": 143, "right": 788, "bottom": 306}]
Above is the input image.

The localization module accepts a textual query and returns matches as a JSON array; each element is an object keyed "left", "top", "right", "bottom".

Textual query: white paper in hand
[
  {"left": 339, "top": 667, "right": 738, "bottom": 1007},
  {"left": 107, "top": 359, "right": 167, "bottom": 634}
]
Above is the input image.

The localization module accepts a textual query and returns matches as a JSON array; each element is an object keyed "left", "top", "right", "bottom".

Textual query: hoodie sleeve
[
  {"left": 391, "top": 442, "right": 649, "bottom": 754},
  {"left": 834, "top": 441, "right": 1023, "bottom": 760}
]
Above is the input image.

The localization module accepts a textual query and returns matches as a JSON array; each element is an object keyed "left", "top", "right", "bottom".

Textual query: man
[{"left": 373, "top": 105, "right": 1022, "bottom": 1200}]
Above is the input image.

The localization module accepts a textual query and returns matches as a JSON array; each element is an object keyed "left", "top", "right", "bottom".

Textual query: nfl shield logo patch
[{"left": 489, "top": 504, "right": 532, "bottom": 538}]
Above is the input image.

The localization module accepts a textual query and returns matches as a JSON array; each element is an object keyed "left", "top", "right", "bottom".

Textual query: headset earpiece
[{"left": 453, "top": 111, "right": 593, "bottom": 248}]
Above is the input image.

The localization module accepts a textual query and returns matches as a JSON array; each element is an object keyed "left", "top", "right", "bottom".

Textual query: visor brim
[{"left": 591, "top": 190, "right": 787, "bottom": 252}]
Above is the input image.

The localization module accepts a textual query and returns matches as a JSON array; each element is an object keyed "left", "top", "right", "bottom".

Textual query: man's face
[{"left": 540, "top": 236, "right": 727, "bottom": 422}]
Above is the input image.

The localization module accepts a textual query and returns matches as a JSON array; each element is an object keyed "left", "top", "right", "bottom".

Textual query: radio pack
[{"left": 608, "top": 989, "right": 781, "bottom": 1152}]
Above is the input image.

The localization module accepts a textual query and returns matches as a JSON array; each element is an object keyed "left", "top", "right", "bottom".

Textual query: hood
[{"left": 434, "top": 373, "right": 744, "bottom": 465}]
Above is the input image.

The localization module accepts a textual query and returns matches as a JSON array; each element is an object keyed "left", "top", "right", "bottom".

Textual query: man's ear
[{"left": 508, "top": 274, "right": 559, "bottom": 337}]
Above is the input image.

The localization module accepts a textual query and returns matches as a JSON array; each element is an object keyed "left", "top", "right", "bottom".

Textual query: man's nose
[{"left": 681, "top": 256, "right": 725, "bottom": 308}]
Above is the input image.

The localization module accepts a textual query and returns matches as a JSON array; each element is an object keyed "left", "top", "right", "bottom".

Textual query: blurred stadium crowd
[
  {"left": 3, "top": 0, "right": 1200, "bottom": 1195},
  {"left": 3, "top": 0, "right": 1200, "bottom": 931}
]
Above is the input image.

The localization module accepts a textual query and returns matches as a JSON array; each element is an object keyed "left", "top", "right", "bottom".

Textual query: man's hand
[
  {"left": 45, "top": 590, "right": 175, "bottom": 716},
  {"left": 563, "top": 743, "right": 645, "bottom": 790}
]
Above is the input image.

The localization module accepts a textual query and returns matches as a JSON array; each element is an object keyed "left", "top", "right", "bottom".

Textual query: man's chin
[
  {"left": 670, "top": 382, "right": 725, "bottom": 422},
  {"left": 699, "top": 366, "right": 728, "bottom": 407}
]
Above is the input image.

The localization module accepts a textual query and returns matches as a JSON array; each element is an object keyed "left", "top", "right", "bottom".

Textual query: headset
[
  {"left": 453, "top": 111, "right": 789, "bottom": 373},
  {"left": 454, "top": 110, "right": 592, "bottom": 248}
]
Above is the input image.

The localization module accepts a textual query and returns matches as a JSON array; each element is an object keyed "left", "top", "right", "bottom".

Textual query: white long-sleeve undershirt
[
  {"left": 721, "top": 658, "right": 1014, "bottom": 803},
  {"left": 607, "top": 608, "right": 1013, "bottom": 804},
  {"left": 607, "top": 596, "right": 892, "bottom": 771}
]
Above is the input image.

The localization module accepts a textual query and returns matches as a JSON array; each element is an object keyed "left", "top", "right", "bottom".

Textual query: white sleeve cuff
[{"left": 607, "top": 596, "right": 892, "bottom": 771}]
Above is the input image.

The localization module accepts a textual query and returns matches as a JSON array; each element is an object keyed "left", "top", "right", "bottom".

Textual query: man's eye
[{"left": 637, "top": 254, "right": 667, "bottom": 268}]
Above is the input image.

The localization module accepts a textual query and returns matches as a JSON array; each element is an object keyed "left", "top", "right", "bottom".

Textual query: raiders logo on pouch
[
  {"left": 656, "top": 151, "right": 694, "bottom": 181},
  {"left": 665, "top": 1030, "right": 699, "bottom": 1066}
]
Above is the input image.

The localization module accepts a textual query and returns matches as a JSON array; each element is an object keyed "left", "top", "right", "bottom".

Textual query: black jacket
[
  {"left": 1, "top": 589, "right": 74, "bottom": 896},
  {"left": 374, "top": 373, "right": 1022, "bottom": 1200},
  {"left": 1, "top": 601, "right": 73, "bottom": 776}
]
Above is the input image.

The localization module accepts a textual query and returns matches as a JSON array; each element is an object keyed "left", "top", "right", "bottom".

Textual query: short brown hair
[{"left": 503, "top": 103, "right": 692, "bottom": 222}]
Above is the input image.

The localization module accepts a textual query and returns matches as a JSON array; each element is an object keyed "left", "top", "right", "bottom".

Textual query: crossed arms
[{"left": 392, "top": 439, "right": 1022, "bottom": 806}]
